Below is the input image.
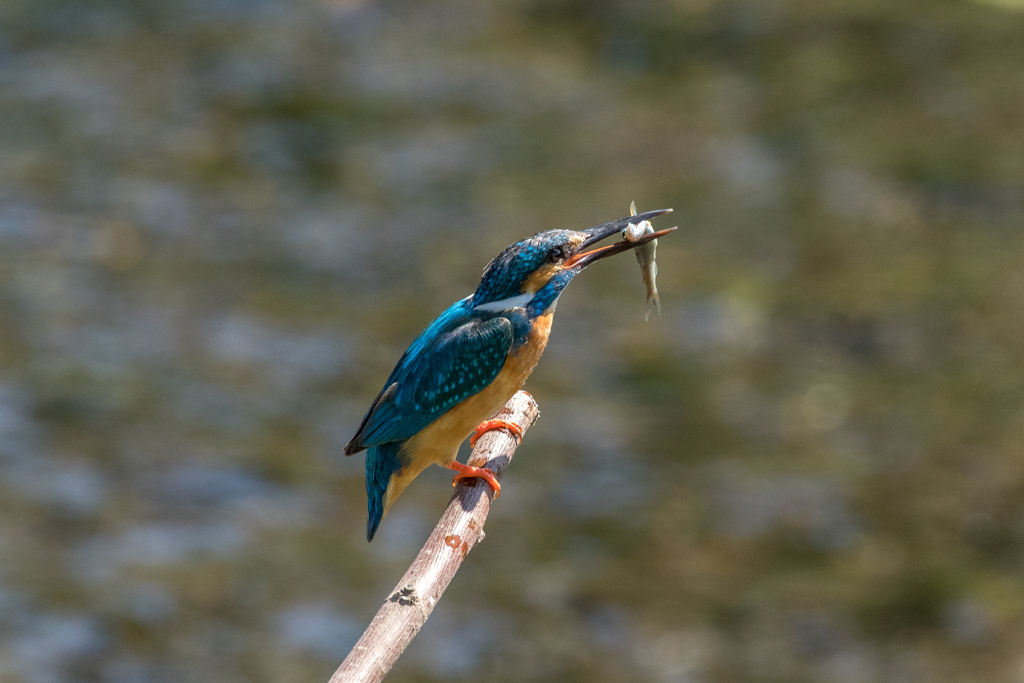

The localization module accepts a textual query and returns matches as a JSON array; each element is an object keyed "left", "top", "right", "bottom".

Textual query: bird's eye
[{"left": 546, "top": 247, "right": 564, "bottom": 262}]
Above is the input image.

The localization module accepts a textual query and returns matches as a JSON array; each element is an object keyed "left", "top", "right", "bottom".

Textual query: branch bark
[{"left": 331, "top": 390, "right": 540, "bottom": 683}]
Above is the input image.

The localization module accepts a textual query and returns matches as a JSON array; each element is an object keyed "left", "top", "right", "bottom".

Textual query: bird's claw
[
  {"left": 447, "top": 461, "right": 501, "bottom": 498},
  {"left": 469, "top": 419, "right": 523, "bottom": 449}
]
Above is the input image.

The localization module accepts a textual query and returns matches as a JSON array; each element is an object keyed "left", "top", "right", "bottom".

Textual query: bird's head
[{"left": 472, "top": 208, "right": 674, "bottom": 315}]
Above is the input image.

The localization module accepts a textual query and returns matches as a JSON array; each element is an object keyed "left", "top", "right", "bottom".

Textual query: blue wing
[{"left": 344, "top": 311, "right": 513, "bottom": 453}]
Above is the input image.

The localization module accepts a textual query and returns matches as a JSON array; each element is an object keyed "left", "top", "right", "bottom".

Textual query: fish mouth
[{"left": 565, "top": 208, "right": 675, "bottom": 269}]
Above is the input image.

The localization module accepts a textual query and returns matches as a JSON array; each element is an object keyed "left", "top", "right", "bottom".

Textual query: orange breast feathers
[{"left": 383, "top": 311, "right": 554, "bottom": 513}]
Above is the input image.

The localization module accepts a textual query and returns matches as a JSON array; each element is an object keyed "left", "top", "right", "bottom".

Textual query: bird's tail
[{"left": 365, "top": 442, "right": 404, "bottom": 542}]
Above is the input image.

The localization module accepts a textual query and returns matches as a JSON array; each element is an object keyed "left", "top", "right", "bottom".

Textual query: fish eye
[{"left": 546, "top": 247, "right": 564, "bottom": 262}]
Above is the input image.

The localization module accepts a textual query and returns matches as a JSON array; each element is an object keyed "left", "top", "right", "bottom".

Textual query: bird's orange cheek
[{"left": 521, "top": 263, "right": 560, "bottom": 294}]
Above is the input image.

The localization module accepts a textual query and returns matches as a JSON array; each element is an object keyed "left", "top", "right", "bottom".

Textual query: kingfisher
[{"left": 345, "top": 209, "right": 674, "bottom": 541}]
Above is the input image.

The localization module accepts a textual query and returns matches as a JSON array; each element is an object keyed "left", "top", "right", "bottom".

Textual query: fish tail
[{"left": 645, "top": 292, "right": 661, "bottom": 321}]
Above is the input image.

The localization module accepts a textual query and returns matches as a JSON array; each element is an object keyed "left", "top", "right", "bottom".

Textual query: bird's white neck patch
[{"left": 474, "top": 292, "right": 534, "bottom": 312}]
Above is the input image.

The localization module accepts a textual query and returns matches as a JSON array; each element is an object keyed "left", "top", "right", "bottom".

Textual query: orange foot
[
  {"left": 447, "top": 461, "right": 501, "bottom": 498},
  {"left": 469, "top": 419, "right": 523, "bottom": 449}
]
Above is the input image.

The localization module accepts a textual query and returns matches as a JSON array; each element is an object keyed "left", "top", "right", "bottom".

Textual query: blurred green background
[{"left": 2, "top": 0, "right": 1024, "bottom": 681}]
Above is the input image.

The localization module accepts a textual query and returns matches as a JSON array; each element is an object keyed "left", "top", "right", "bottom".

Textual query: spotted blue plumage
[
  {"left": 347, "top": 300, "right": 518, "bottom": 451},
  {"left": 348, "top": 299, "right": 524, "bottom": 540}
]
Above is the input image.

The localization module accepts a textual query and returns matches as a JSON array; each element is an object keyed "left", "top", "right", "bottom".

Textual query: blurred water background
[{"left": 2, "top": 0, "right": 1024, "bottom": 681}]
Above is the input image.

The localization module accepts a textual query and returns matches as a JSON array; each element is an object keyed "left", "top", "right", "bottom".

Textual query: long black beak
[
  {"left": 578, "top": 208, "right": 673, "bottom": 250},
  {"left": 565, "top": 208, "right": 675, "bottom": 269}
]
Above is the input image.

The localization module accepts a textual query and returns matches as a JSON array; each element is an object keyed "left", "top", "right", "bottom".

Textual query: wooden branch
[{"left": 331, "top": 390, "right": 540, "bottom": 683}]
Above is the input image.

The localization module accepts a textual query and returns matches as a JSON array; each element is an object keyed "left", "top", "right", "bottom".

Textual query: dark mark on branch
[{"left": 389, "top": 585, "right": 419, "bottom": 607}]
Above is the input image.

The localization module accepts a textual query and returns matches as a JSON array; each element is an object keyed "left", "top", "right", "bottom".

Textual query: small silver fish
[{"left": 622, "top": 201, "right": 660, "bottom": 321}]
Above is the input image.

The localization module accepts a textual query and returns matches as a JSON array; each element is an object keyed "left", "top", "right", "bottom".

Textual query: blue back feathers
[{"left": 349, "top": 304, "right": 515, "bottom": 451}]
